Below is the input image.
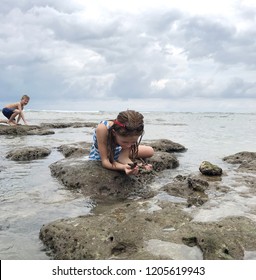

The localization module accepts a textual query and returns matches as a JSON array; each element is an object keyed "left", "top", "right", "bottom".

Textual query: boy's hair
[
  {"left": 107, "top": 110, "right": 144, "bottom": 163},
  {"left": 21, "top": 94, "right": 30, "bottom": 100}
]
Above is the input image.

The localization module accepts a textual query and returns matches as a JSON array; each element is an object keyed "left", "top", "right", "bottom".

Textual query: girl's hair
[
  {"left": 107, "top": 110, "right": 144, "bottom": 163},
  {"left": 21, "top": 94, "right": 30, "bottom": 100}
]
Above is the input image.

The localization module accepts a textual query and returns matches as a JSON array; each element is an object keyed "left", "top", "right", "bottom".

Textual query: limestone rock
[
  {"left": 40, "top": 122, "right": 97, "bottom": 129},
  {"left": 57, "top": 142, "right": 91, "bottom": 158},
  {"left": 223, "top": 151, "right": 256, "bottom": 164},
  {"left": 199, "top": 161, "right": 222, "bottom": 176},
  {"left": 162, "top": 175, "right": 209, "bottom": 207},
  {"left": 146, "top": 151, "right": 179, "bottom": 171},
  {"left": 149, "top": 139, "right": 187, "bottom": 153},
  {"left": 6, "top": 146, "right": 51, "bottom": 161},
  {"left": 49, "top": 159, "right": 155, "bottom": 201},
  {"left": 223, "top": 152, "right": 256, "bottom": 173},
  {"left": 39, "top": 200, "right": 256, "bottom": 260},
  {"left": 0, "top": 124, "right": 54, "bottom": 136}
]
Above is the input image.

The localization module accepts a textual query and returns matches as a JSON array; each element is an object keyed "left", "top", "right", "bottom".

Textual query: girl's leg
[
  {"left": 8, "top": 110, "right": 19, "bottom": 125},
  {"left": 9, "top": 110, "right": 19, "bottom": 122},
  {"left": 137, "top": 145, "right": 154, "bottom": 159},
  {"left": 7, "top": 121, "right": 17, "bottom": 126},
  {"left": 118, "top": 145, "right": 154, "bottom": 163},
  {"left": 0, "top": 119, "right": 8, "bottom": 124}
]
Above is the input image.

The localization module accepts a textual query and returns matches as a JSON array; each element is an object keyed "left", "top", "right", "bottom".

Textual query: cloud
[{"left": 0, "top": 0, "right": 255, "bottom": 112}]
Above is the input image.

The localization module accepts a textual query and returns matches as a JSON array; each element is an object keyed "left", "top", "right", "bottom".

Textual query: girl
[
  {"left": 0, "top": 95, "right": 30, "bottom": 125},
  {"left": 89, "top": 110, "right": 154, "bottom": 175}
]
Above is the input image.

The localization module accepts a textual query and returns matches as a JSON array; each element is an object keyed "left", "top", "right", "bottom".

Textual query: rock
[
  {"left": 162, "top": 175, "right": 209, "bottom": 207},
  {"left": 146, "top": 151, "right": 179, "bottom": 171},
  {"left": 238, "top": 160, "right": 256, "bottom": 173},
  {"left": 39, "top": 150, "right": 256, "bottom": 260},
  {"left": 56, "top": 138, "right": 185, "bottom": 160},
  {"left": 187, "top": 177, "right": 209, "bottom": 192},
  {"left": 57, "top": 142, "right": 92, "bottom": 158},
  {"left": 180, "top": 216, "right": 256, "bottom": 260},
  {"left": 40, "top": 122, "right": 97, "bottom": 129},
  {"left": 39, "top": 200, "right": 256, "bottom": 260},
  {"left": 6, "top": 146, "right": 51, "bottom": 161},
  {"left": 199, "top": 161, "right": 222, "bottom": 176},
  {"left": 27, "top": 129, "right": 54, "bottom": 135},
  {"left": 49, "top": 159, "right": 156, "bottom": 201},
  {"left": 223, "top": 152, "right": 256, "bottom": 173},
  {"left": 223, "top": 151, "right": 256, "bottom": 164},
  {"left": 39, "top": 201, "right": 192, "bottom": 260},
  {"left": 0, "top": 124, "right": 54, "bottom": 136},
  {"left": 149, "top": 139, "right": 187, "bottom": 153},
  {"left": 49, "top": 149, "right": 179, "bottom": 201}
]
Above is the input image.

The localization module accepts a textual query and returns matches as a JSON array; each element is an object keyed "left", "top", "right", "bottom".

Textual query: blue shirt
[{"left": 89, "top": 120, "right": 122, "bottom": 161}]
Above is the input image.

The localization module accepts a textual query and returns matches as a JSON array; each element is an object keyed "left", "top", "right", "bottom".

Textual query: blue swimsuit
[
  {"left": 2, "top": 108, "right": 15, "bottom": 119},
  {"left": 89, "top": 120, "right": 122, "bottom": 161}
]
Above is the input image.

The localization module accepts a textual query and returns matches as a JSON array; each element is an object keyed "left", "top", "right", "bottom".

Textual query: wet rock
[
  {"left": 149, "top": 139, "right": 187, "bottom": 153},
  {"left": 199, "top": 161, "right": 222, "bottom": 176},
  {"left": 238, "top": 160, "right": 256, "bottom": 173},
  {"left": 39, "top": 201, "right": 192, "bottom": 260},
  {"left": 57, "top": 142, "right": 91, "bottom": 158},
  {"left": 187, "top": 177, "right": 209, "bottom": 192},
  {"left": 146, "top": 151, "right": 179, "bottom": 171},
  {"left": 0, "top": 124, "right": 54, "bottom": 136},
  {"left": 40, "top": 122, "right": 97, "bottom": 129},
  {"left": 162, "top": 175, "right": 209, "bottom": 207},
  {"left": 27, "top": 129, "right": 54, "bottom": 135},
  {"left": 49, "top": 148, "right": 179, "bottom": 201},
  {"left": 6, "top": 146, "right": 51, "bottom": 161},
  {"left": 49, "top": 159, "right": 155, "bottom": 201},
  {"left": 39, "top": 200, "right": 256, "bottom": 260},
  {"left": 40, "top": 150, "right": 256, "bottom": 260},
  {"left": 223, "top": 151, "right": 256, "bottom": 164},
  {"left": 181, "top": 216, "right": 256, "bottom": 260},
  {"left": 57, "top": 139, "right": 184, "bottom": 161},
  {"left": 223, "top": 152, "right": 256, "bottom": 173}
]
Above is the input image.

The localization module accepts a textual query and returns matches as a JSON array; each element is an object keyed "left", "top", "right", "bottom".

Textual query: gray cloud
[{"left": 0, "top": 0, "right": 255, "bottom": 111}]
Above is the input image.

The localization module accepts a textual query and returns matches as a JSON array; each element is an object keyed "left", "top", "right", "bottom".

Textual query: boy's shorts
[{"left": 2, "top": 108, "right": 15, "bottom": 119}]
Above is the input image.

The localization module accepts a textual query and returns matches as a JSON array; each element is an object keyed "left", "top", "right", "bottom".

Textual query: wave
[{"left": 26, "top": 109, "right": 102, "bottom": 113}]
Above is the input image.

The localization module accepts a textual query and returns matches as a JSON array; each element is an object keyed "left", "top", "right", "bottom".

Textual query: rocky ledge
[
  {"left": 49, "top": 139, "right": 181, "bottom": 202},
  {"left": 0, "top": 121, "right": 97, "bottom": 135},
  {"left": 40, "top": 122, "right": 97, "bottom": 129},
  {"left": 40, "top": 201, "right": 256, "bottom": 260},
  {"left": 6, "top": 146, "right": 51, "bottom": 161},
  {"left": 39, "top": 147, "right": 256, "bottom": 260},
  {"left": 0, "top": 124, "right": 54, "bottom": 135}
]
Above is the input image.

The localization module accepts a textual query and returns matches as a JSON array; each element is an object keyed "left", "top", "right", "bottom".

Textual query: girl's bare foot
[{"left": 7, "top": 120, "right": 17, "bottom": 126}]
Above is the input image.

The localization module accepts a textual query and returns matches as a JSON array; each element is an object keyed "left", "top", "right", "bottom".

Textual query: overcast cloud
[{"left": 0, "top": 0, "right": 256, "bottom": 112}]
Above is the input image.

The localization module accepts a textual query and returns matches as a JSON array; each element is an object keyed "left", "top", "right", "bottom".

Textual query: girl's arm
[
  {"left": 17, "top": 102, "right": 27, "bottom": 124},
  {"left": 96, "top": 123, "right": 138, "bottom": 175}
]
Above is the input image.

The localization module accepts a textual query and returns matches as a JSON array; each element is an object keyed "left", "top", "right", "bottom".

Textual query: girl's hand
[
  {"left": 124, "top": 162, "right": 153, "bottom": 175},
  {"left": 124, "top": 163, "right": 139, "bottom": 175},
  {"left": 143, "top": 163, "right": 153, "bottom": 171},
  {"left": 137, "top": 162, "right": 153, "bottom": 172}
]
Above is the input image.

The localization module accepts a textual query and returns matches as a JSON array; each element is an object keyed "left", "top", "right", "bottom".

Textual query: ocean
[{"left": 0, "top": 110, "right": 256, "bottom": 259}]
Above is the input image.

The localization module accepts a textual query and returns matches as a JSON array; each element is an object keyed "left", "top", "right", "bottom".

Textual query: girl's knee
[
  {"left": 138, "top": 145, "right": 154, "bottom": 158},
  {"left": 12, "top": 110, "right": 20, "bottom": 116},
  {"left": 147, "top": 146, "right": 154, "bottom": 157}
]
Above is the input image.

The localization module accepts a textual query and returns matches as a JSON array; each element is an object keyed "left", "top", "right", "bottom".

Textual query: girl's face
[
  {"left": 21, "top": 98, "right": 29, "bottom": 105},
  {"left": 114, "top": 133, "right": 140, "bottom": 149}
]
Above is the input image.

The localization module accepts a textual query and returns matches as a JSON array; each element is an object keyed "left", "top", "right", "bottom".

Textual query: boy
[{"left": 0, "top": 95, "right": 30, "bottom": 126}]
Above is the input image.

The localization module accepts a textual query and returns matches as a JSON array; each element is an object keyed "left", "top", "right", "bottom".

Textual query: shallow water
[{"left": 0, "top": 111, "right": 256, "bottom": 259}]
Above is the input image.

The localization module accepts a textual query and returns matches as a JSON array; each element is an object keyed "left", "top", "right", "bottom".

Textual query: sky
[{"left": 0, "top": 0, "right": 256, "bottom": 112}]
